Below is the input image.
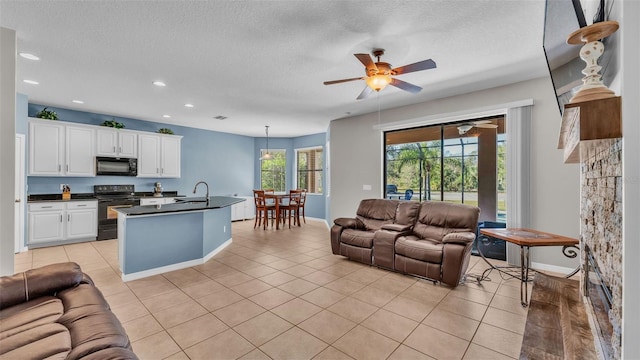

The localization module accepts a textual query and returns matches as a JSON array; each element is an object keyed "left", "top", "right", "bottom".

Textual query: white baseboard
[
  {"left": 122, "top": 238, "right": 233, "bottom": 282},
  {"left": 531, "top": 261, "right": 577, "bottom": 275}
]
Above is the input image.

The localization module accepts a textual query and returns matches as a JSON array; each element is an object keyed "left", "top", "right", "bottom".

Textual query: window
[
  {"left": 296, "top": 147, "right": 323, "bottom": 194},
  {"left": 384, "top": 117, "right": 506, "bottom": 221},
  {"left": 260, "top": 149, "right": 286, "bottom": 192}
]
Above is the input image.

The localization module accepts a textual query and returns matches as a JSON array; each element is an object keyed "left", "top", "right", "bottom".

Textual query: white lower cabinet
[
  {"left": 231, "top": 196, "right": 255, "bottom": 221},
  {"left": 28, "top": 201, "right": 98, "bottom": 245}
]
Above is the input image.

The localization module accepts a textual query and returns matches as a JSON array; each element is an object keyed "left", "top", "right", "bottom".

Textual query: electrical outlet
[
  {"left": 223, "top": 225, "right": 226, "bottom": 233},
  {"left": 362, "top": 184, "right": 372, "bottom": 191}
]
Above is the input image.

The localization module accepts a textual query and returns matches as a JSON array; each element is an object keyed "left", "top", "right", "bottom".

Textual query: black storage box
[{"left": 472, "top": 221, "right": 506, "bottom": 261}]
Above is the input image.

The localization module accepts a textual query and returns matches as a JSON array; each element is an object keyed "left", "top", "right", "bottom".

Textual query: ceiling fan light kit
[{"left": 324, "top": 48, "right": 436, "bottom": 100}]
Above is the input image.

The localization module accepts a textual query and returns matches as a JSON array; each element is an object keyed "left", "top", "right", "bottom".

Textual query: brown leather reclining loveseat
[
  {"left": 332, "top": 199, "right": 479, "bottom": 287},
  {"left": 0, "top": 262, "right": 138, "bottom": 359}
]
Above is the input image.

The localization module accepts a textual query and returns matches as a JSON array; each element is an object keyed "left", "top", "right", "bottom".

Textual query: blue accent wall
[
  {"left": 26, "top": 104, "right": 255, "bottom": 197},
  {"left": 254, "top": 133, "right": 327, "bottom": 220},
  {"left": 22, "top": 102, "right": 328, "bottom": 222}
]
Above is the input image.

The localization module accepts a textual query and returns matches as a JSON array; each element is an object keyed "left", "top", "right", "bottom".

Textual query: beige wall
[{"left": 329, "top": 76, "right": 580, "bottom": 268}]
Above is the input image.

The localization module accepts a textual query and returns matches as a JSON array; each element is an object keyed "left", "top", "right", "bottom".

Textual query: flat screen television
[{"left": 543, "top": 0, "right": 588, "bottom": 116}]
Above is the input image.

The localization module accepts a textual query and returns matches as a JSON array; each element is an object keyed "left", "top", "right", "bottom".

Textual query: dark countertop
[
  {"left": 28, "top": 193, "right": 97, "bottom": 202},
  {"left": 116, "top": 196, "right": 245, "bottom": 216},
  {"left": 28, "top": 191, "right": 180, "bottom": 202}
]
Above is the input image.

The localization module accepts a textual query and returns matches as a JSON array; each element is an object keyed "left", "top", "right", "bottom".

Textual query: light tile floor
[{"left": 14, "top": 220, "right": 530, "bottom": 360}]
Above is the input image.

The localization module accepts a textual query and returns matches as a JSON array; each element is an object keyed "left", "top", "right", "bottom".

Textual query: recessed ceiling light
[
  {"left": 72, "top": 100, "right": 84, "bottom": 104},
  {"left": 153, "top": 81, "right": 166, "bottom": 87},
  {"left": 19, "top": 53, "right": 40, "bottom": 61},
  {"left": 184, "top": 103, "right": 194, "bottom": 108},
  {"left": 23, "top": 79, "right": 39, "bottom": 85},
  {"left": 162, "top": 114, "right": 171, "bottom": 118}
]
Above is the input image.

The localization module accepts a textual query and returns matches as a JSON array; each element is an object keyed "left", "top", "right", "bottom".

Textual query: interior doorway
[
  {"left": 15, "top": 134, "right": 25, "bottom": 253},
  {"left": 384, "top": 116, "right": 506, "bottom": 223}
]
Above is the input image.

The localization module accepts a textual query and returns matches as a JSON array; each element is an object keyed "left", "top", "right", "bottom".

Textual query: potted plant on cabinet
[{"left": 36, "top": 107, "right": 58, "bottom": 120}]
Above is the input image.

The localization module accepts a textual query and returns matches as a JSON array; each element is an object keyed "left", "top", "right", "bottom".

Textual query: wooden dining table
[{"left": 264, "top": 192, "right": 300, "bottom": 230}]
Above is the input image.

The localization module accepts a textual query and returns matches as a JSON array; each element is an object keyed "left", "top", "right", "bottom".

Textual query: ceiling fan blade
[
  {"left": 323, "top": 77, "right": 364, "bottom": 85},
  {"left": 392, "top": 59, "right": 436, "bottom": 75},
  {"left": 356, "top": 86, "right": 373, "bottom": 100},
  {"left": 354, "top": 53, "right": 378, "bottom": 73},
  {"left": 390, "top": 78, "right": 422, "bottom": 94},
  {"left": 474, "top": 124, "right": 499, "bottom": 129}
]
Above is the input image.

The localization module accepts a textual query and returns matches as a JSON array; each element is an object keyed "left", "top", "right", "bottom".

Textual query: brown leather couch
[
  {"left": 331, "top": 199, "right": 420, "bottom": 265},
  {"left": 0, "top": 262, "right": 138, "bottom": 360},
  {"left": 332, "top": 199, "right": 479, "bottom": 287}
]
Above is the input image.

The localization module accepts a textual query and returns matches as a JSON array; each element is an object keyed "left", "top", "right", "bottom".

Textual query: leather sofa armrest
[
  {"left": 443, "top": 232, "right": 476, "bottom": 245},
  {"left": 334, "top": 217, "right": 360, "bottom": 229},
  {"left": 0, "top": 262, "right": 84, "bottom": 310},
  {"left": 381, "top": 223, "right": 411, "bottom": 232}
]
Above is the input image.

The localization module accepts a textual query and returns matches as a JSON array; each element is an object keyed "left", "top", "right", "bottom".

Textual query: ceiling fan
[
  {"left": 323, "top": 49, "right": 436, "bottom": 100},
  {"left": 457, "top": 120, "right": 499, "bottom": 135}
]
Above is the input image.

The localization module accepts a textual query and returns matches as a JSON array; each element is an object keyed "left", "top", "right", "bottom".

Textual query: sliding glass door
[{"left": 384, "top": 117, "right": 506, "bottom": 222}]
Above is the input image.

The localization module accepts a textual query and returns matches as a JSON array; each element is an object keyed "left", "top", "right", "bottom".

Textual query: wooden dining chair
[
  {"left": 298, "top": 189, "right": 307, "bottom": 224},
  {"left": 280, "top": 190, "right": 302, "bottom": 228},
  {"left": 253, "top": 190, "right": 275, "bottom": 229}
]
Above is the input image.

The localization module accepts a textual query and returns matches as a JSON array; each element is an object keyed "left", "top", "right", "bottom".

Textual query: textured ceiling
[{"left": 1, "top": 1, "right": 550, "bottom": 137}]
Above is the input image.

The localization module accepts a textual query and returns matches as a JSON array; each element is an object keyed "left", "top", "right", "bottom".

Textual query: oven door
[{"left": 97, "top": 198, "right": 139, "bottom": 240}]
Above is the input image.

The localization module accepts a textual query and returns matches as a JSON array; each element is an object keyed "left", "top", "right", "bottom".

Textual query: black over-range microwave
[{"left": 96, "top": 157, "right": 137, "bottom": 176}]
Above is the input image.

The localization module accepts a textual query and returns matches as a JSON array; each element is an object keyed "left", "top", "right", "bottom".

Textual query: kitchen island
[{"left": 116, "top": 196, "right": 244, "bottom": 281}]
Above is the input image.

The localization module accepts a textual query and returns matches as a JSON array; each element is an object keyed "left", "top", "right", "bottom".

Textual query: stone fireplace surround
[{"left": 580, "top": 138, "right": 622, "bottom": 359}]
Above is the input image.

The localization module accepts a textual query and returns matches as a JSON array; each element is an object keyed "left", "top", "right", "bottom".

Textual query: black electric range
[{"left": 94, "top": 185, "right": 140, "bottom": 240}]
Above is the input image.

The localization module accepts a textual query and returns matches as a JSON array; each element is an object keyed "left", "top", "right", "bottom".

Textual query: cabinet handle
[
  {"left": 60, "top": 214, "right": 63, "bottom": 223},
  {"left": 113, "top": 146, "right": 116, "bottom": 152},
  {"left": 66, "top": 165, "right": 69, "bottom": 172},
  {"left": 77, "top": 204, "right": 87, "bottom": 207},
  {"left": 161, "top": 168, "right": 164, "bottom": 175},
  {"left": 42, "top": 206, "right": 53, "bottom": 208},
  {"left": 58, "top": 164, "right": 61, "bottom": 172},
  {"left": 157, "top": 168, "right": 159, "bottom": 175},
  {"left": 119, "top": 147, "right": 122, "bottom": 153},
  {"left": 67, "top": 214, "right": 70, "bottom": 222}
]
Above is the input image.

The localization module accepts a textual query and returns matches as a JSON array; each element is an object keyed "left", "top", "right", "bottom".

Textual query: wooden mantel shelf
[{"left": 558, "top": 96, "right": 622, "bottom": 163}]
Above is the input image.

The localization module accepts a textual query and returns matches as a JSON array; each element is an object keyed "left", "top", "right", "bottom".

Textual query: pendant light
[{"left": 259, "top": 125, "right": 272, "bottom": 160}]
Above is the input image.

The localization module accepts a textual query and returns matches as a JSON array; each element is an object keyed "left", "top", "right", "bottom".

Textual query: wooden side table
[{"left": 474, "top": 228, "right": 579, "bottom": 307}]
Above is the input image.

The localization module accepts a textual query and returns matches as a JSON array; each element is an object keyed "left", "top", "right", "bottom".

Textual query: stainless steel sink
[{"left": 174, "top": 197, "right": 209, "bottom": 204}]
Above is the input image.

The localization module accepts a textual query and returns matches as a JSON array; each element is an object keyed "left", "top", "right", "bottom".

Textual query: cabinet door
[
  {"left": 66, "top": 209, "right": 97, "bottom": 239},
  {"left": 29, "top": 211, "right": 64, "bottom": 244},
  {"left": 118, "top": 131, "right": 138, "bottom": 158},
  {"left": 137, "top": 134, "right": 161, "bottom": 177},
  {"left": 66, "top": 125, "right": 95, "bottom": 176},
  {"left": 96, "top": 129, "right": 118, "bottom": 156},
  {"left": 160, "top": 136, "right": 181, "bottom": 178},
  {"left": 29, "top": 121, "right": 64, "bottom": 176}
]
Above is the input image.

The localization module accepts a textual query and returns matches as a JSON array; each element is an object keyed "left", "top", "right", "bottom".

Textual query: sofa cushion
[
  {"left": 341, "top": 229, "right": 375, "bottom": 248},
  {"left": 57, "top": 283, "right": 111, "bottom": 311},
  {"left": 0, "top": 263, "right": 83, "bottom": 311},
  {"left": 58, "top": 305, "right": 132, "bottom": 360},
  {"left": 0, "top": 322, "right": 71, "bottom": 359},
  {"left": 412, "top": 201, "right": 480, "bottom": 242},
  {"left": 0, "top": 296, "right": 63, "bottom": 339},
  {"left": 355, "top": 199, "right": 400, "bottom": 231},
  {"left": 395, "top": 236, "right": 443, "bottom": 264}
]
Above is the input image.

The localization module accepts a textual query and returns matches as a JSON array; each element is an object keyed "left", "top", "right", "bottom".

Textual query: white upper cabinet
[
  {"left": 65, "top": 125, "right": 95, "bottom": 176},
  {"left": 29, "top": 120, "right": 64, "bottom": 176},
  {"left": 96, "top": 128, "right": 137, "bottom": 158},
  {"left": 137, "top": 133, "right": 181, "bottom": 178},
  {"left": 160, "top": 136, "right": 181, "bottom": 178},
  {"left": 29, "top": 118, "right": 180, "bottom": 178},
  {"left": 29, "top": 119, "right": 95, "bottom": 176}
]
